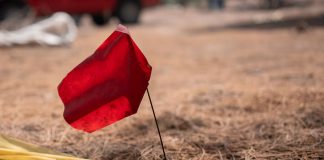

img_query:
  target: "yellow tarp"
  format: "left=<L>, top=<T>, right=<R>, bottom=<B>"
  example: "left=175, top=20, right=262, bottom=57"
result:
left=0, top=134, right=87, bottom=160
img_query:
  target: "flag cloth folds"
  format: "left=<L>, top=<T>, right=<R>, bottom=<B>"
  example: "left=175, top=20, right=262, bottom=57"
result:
left=58, top=24, right=152, bottom=133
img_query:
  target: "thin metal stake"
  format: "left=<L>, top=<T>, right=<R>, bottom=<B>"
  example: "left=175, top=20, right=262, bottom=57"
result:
left=147, top=88, right=167, bottom=160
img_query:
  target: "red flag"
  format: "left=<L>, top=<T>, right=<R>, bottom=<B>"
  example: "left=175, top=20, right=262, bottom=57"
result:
left=57, top=25, right=152, bottom=133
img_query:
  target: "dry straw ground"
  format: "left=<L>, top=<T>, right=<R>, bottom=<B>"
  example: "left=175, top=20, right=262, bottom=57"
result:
left=0, top=3, right=324, bottom=160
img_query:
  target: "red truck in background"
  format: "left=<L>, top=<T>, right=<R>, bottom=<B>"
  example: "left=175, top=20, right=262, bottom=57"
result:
left=0, top=0, right=160, bottom=25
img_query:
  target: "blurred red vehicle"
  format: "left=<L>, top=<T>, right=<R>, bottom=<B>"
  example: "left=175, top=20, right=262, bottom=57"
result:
left=0, top=0, right=160, bottom=25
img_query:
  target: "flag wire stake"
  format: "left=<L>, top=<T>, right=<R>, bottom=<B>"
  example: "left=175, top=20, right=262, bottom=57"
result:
left=147, top=88, right=167, bottom=160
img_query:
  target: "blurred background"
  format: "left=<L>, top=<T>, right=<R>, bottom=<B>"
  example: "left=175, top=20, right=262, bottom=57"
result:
left=0, top=0, right=323, bottom=159
left=1, top=0, right=323, bottom=29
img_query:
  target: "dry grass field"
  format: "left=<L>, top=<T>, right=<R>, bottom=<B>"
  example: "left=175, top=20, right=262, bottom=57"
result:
left=0, top=3, right=324, bottom=160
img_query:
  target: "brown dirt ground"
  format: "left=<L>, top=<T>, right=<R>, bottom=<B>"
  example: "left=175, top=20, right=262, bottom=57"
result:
left=0, top=3, right=324, bottom=160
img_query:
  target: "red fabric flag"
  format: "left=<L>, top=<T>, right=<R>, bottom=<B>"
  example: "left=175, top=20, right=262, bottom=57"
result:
left=57, top=25, right=152, bottom=133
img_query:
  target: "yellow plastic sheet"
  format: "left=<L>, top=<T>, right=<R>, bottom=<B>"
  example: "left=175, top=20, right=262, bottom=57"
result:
left=0, top=134, right=87, bottom=160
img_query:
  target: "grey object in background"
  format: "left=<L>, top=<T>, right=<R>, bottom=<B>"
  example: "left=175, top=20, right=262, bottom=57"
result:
left=208, top=0, right=225, bottom=10
left=0, top=12, right=77, bottom=47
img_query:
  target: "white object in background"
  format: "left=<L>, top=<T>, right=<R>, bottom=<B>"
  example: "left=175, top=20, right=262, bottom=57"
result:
left=0, top=12, right=77, bottom=47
